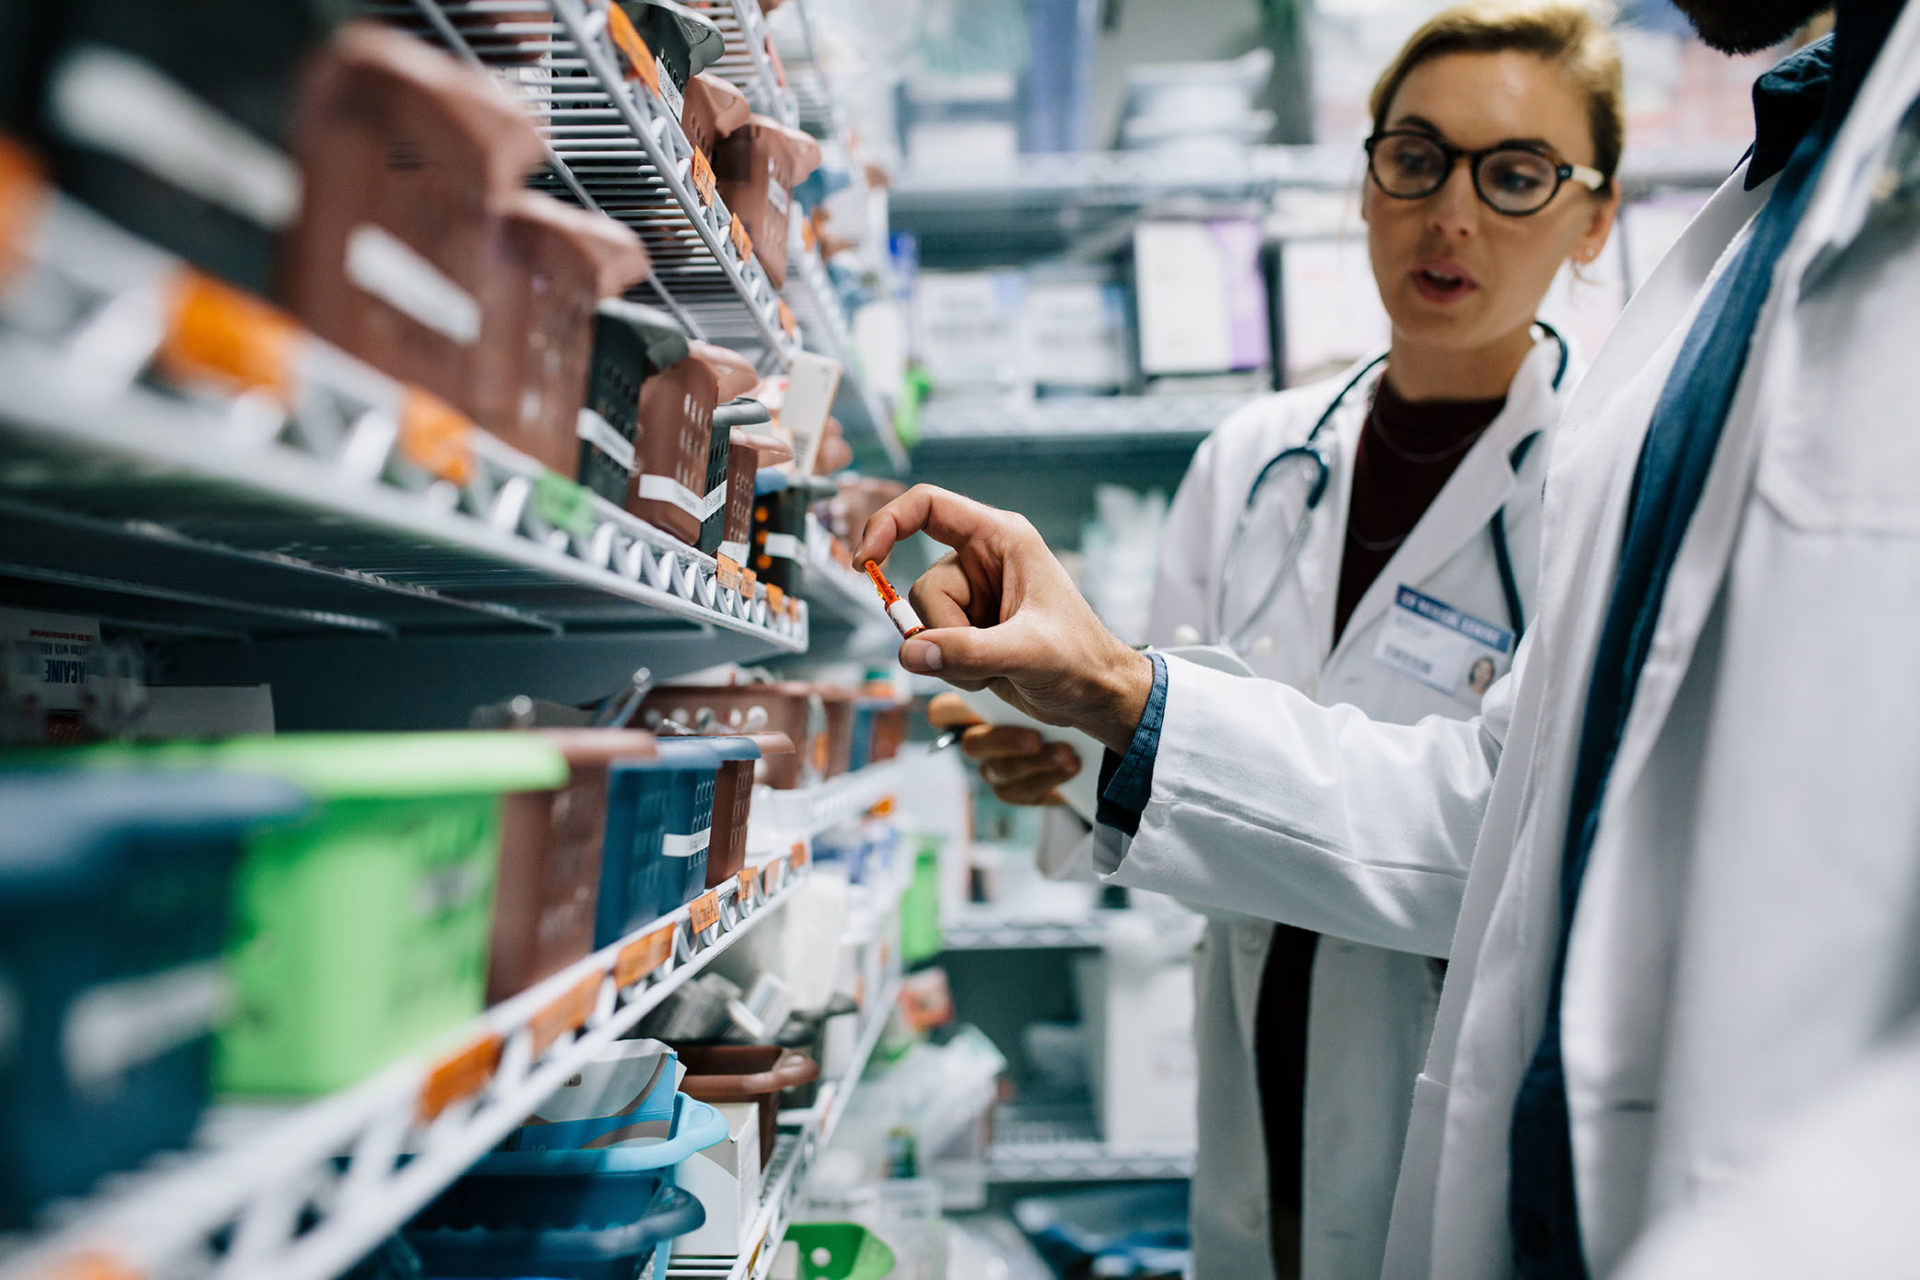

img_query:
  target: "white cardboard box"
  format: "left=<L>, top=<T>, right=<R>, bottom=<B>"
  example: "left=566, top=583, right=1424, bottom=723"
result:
left=674, top=1100, right=763, bottom=1257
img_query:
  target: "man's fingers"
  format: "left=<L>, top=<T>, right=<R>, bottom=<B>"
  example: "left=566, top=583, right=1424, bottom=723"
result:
left=961, top=725, right=1047, bottom=762
left=979, top=744, right=1080, bottom=787
left=909, top=553, right=975, bottom=631
left=992, top=776, right=1074, bottom=807
left=854, top=484, right=1032, bottom=567
left=926, top=693, right=985, bottom=730
left=899, top=621, right=1038, bottom=684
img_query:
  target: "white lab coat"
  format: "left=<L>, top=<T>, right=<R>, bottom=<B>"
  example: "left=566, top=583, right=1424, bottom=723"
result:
left=1141, top=335, right=1568, bottom=1280
left=1097, top=12, right=1920, bottom=1278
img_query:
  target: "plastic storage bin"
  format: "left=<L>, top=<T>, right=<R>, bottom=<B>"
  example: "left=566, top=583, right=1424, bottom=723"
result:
left=583, top=300, right=687, bottom=506
left=784, top=1223, right=898, bottom=1280
left=720, top=428, right=792, bottom=566
left=711, top=114, right=822, bottom=289
left=408, top=1092, right=725, bottom=1280
left=680, top=71, right=749, bottom=159
left=0, top=770, right=307, bottom=1224
left=506, top=1038, right=678, bottom=1152
left=594, top=738, right=720, bottom=946
left=671, top=1044, right=818, bottom=1172
left=706, top=733, right=791, bottom=889
left=617, top=0, right=723, bottom=101
left=487, top=729, right=658, bottom=1004
left=750, top=479, right=808, bottom=595
left=632, top=341, right=757, bottom=545
left=281, top=23, right=544, bottom=421
left=473, top=191, right=650, bottom=480
left=639, top=683, right=830, bottom=790
left=699, top=398, right=769, bottom=555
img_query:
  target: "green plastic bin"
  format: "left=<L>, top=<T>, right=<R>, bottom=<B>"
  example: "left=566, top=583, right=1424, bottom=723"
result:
left=28, top=735, right=568, bottom=1095
left=785, top=1223, right=896, bottom=1280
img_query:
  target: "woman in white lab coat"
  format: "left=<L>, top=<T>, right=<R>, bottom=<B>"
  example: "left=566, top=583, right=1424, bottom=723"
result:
left=932, top=6, right=1620, bottom=1276
left=877, top=2, right=1920, bottom=1277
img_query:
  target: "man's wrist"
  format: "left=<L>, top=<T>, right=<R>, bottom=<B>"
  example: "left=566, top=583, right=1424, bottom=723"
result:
left=1088, top=644, right=1155, bottom=756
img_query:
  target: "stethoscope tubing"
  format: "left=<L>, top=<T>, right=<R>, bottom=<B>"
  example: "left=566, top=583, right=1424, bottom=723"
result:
left=1214, top=325, right=1566, bottom=653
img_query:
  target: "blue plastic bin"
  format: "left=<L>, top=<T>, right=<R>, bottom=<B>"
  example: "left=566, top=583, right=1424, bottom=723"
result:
left=0, top=769, right=307, bottom=1225
left=408, top=1092, right=726, bottom=1279
left=595, top=739, right=719, bottom=946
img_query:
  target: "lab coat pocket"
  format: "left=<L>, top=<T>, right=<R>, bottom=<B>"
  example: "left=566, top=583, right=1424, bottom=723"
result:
left=1759, top=204, right=1920, bottom=538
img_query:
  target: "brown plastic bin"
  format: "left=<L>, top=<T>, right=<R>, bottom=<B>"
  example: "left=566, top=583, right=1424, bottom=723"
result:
left=671, top=1044, right=818, bottom=1170
left=681, top=72, right=750, bottom=160
left=633, top=341, right=757, bottom=544
left=281, top=23, right=542, bottom=415
left=706, top=733, right=793, bottom=889
left=638, top=684, right=830, bottom=790
left=816, top=685, right=855, bottom=778
left=711, top=115, right=821, bottom=288
left=488, top=729, right=659, bottom=1004
left=868, top=703, right=909, bottom=764
left=720, top=429, right=793, bottom=564
left=478, top=193, right=651, bottom=478
left=583, top=302, right=688, bottom=506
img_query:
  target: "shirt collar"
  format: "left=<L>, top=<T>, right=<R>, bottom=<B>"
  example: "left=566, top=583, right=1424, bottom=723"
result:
left=1746, top=0, right=1908, bottom=189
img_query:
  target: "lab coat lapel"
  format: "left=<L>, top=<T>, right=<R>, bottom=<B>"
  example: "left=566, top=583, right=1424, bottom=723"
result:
left=1325, top=338, right=1562, bottom=671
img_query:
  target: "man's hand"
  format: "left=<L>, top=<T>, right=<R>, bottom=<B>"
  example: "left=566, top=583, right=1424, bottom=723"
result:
left=855, top=485, right=1153, bottom=756
left=928, top=693, right=1080, bottom=806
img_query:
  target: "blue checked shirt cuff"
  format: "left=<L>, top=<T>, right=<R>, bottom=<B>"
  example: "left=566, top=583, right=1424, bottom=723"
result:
left=1095, top=651, right=1167, bottom=838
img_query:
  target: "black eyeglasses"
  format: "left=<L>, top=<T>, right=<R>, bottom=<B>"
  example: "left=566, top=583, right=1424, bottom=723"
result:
left=1364, top=129, right=1605, bottom=216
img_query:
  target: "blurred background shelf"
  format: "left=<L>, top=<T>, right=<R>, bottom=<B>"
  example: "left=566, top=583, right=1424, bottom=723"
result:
left=987, top=1105, right=1195, bottom=1184
left=941, top=909, right=1109, bottom=952
left=685, top=0, right=800, bottom=128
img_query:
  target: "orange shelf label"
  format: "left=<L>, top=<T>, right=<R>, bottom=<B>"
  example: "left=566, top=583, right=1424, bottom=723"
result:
left=690, top=149, right=718, bottom=208
left=418, top=1033, right=503, bottom=1122
left=740, top=568, right=758, bottom=597
left=41, top=1252, right=145, bottom=1280
left=615, top=926, right=675, bottom=986
left=791, top=841, right=808, bottom=871
left=728, top=212, right=753, bottom=261
left=689, top=889, right=721, bottom=933
left=529, top=971, right=603, bottom=1058
left=767, top=584, right=786, bottom=612
left=607, top=6, right=661, bottom=95
left=158, top=271, right=299, bottom=403
left=399, top=387, right=476, bottom=486
left=737, top=866, right=757, bottom=898
left=761, top=858, right=782, bottom=895
left=801, top=216, right=818, bottom=253
left=778, top=300, right=797, bottom=337
left=716, top=553, right=742, bottom=592
left=0, top=136, right=50, bottom=291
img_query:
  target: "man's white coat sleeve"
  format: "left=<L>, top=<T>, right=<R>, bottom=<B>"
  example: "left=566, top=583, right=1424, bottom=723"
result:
left=1093, top=640, right=1521, bottom=958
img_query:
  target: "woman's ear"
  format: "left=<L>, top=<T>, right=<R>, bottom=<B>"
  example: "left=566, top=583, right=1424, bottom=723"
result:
left=1572, top=185, right=1622, bottom=268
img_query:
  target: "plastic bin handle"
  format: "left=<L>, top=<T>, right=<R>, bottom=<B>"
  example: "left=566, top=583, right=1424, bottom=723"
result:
left=640, top=1183, right=706, bottom=1240
left=480, top=1093, right=729, bottom=1173
left=682, top=1047, right=820, bottom=1098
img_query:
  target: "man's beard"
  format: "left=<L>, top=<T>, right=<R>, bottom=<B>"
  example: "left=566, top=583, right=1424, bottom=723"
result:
left=1667, top=0, right=1831, bottom=53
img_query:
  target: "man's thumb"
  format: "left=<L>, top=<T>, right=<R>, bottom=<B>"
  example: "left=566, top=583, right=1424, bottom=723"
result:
left=899, top=624, right=1027, bottom=682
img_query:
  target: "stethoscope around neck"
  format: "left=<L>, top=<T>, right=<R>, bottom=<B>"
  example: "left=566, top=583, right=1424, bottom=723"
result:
left=1213, top=321, right=1568, bottom=655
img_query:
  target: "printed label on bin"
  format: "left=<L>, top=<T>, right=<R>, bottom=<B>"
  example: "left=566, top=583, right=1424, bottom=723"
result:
left=655, top=58, right=683, bottom=117
left=607, top=7, right=661, bottom=94
left=616, top=927, right=675, bottom=986
left=700, top=479, right=728, bottom=521
left=576, top=407, right=636, bottom=473
left=662, top=826, right=711, bottom=859
left=716, top=553, right=743, bottom=592
left=64, top=959, right=231, bottom=1091
left=689, top=890, right=721, bottom=933
left=761, top=532, right=802, bottom=562
left=1374, top=585, right=1515, bottom=700
left=637, top=472, right=704, bottom=519
left=690, top=150, right=719, bottom=208
left=345, top=223, right=480, bottom=344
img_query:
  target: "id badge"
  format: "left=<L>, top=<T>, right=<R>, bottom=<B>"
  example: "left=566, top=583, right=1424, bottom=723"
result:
left=1374, top=585, right=1514, bottom=700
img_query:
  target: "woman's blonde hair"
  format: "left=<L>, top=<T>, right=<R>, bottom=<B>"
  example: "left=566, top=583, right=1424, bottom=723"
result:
left=1368, top=1, right=1625, bottom=192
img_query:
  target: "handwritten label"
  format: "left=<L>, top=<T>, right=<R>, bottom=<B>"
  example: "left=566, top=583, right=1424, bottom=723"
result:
left=418, top=1033, right=503, bottom=1122
left=728, top=212, right=753, bottom=261
left=690, top=149, right=718, bottom=208
left=606, top=6, right=661, bottom=95
left=689, top=889, right=720, bottom=933
left=528, top=972, right=602, bottom=1058
left=716, top=552, right=743, bottom=593
left=615, top=927, right=674, bottom=987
